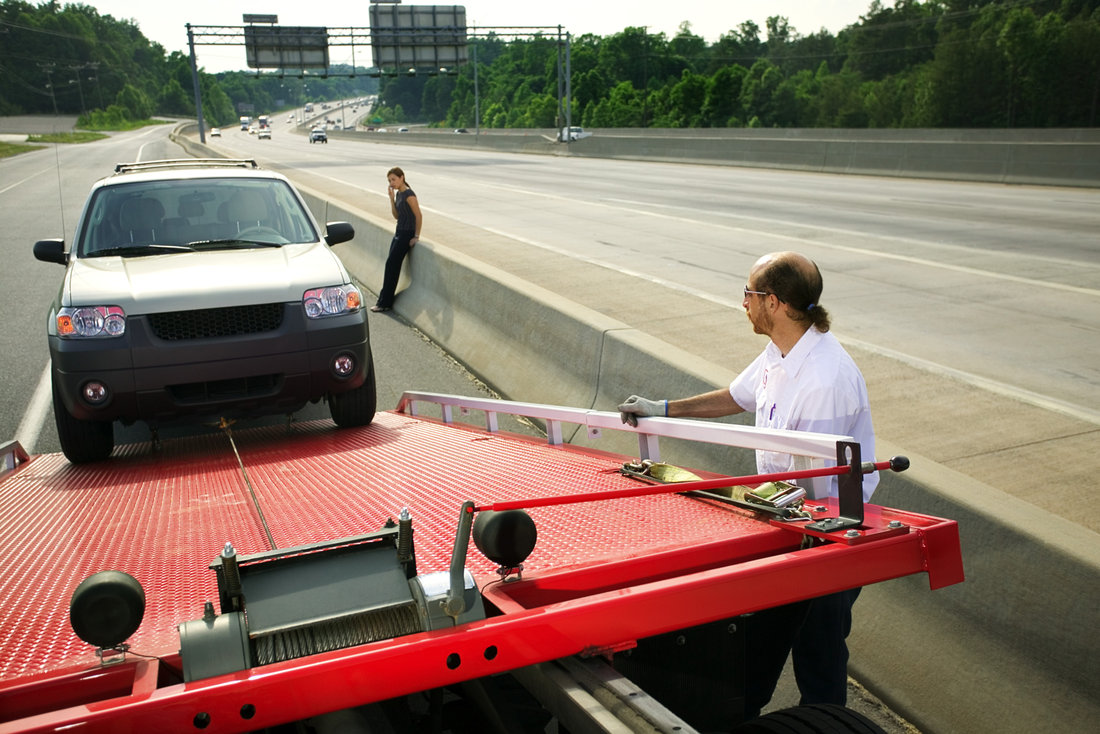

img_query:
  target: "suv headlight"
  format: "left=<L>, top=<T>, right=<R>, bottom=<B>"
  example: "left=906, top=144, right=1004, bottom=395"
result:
left=303, top=284, right=362, bottom=319
left=57, top=306, right=126, bottom=338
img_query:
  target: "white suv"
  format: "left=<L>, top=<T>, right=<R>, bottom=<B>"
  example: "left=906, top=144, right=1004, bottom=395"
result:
left=34, top=159, right=375, bottom=463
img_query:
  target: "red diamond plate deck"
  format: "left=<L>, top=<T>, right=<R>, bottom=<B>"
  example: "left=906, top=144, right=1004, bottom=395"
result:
left=0, top=408, right=962, bottom=734
left=0, top=412, right=769, bottom=683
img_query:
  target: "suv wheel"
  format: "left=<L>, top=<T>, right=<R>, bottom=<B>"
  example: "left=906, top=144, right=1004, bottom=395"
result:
left=733, top=704, right=887, bottom=733
left=328, top=358, right=377, bottom=428
left=52, top=378, right=114, bottom=463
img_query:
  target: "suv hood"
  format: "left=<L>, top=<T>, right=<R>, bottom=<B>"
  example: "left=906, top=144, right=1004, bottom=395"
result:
left=63, top=243, right=349, bottom=313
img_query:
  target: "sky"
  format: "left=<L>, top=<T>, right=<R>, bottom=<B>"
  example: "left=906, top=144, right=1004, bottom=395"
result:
left=86, top=1, right=879, bottom=73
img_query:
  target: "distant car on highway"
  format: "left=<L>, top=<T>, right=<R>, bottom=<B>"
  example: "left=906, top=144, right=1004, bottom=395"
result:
left=558, top=126, right=593, bottom=141
left=258, top=128, right=272, bottom=140
left=309, top=127, right=328, bottom=144
left=397, top=127, right=409, bottom=133
left=453, top=128, right=468, bottom=134
left=209, top=127, right=221, bottom=137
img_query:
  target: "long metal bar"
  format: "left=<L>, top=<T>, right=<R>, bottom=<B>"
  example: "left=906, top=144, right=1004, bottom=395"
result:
left=472, top=458, right=901, bottom=513
left=396, top=391, right=853, bottom=463
left=185, top=25, right=566, bottom=46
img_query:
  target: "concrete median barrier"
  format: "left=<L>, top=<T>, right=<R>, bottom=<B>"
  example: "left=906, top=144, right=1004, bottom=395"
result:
left=343, top=126, right=1100, bottom=188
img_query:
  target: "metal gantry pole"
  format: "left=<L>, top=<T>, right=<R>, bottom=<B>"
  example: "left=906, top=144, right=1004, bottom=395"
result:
left=565, top=32, right=572, bottom=138
left=187, top=24, right=207, bottom=143
left=473, top=41, right=480, bottom=138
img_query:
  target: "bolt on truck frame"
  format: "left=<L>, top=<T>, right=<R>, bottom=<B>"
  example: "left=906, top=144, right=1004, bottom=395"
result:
left=0, top=393, right=963, bottom=733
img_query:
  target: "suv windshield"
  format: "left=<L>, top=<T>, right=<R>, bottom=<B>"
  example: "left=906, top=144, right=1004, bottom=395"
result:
left=78, top=178, right=319, bottom=256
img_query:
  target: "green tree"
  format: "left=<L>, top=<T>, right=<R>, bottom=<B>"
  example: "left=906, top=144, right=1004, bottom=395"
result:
left=665, top=70, right=708, bottom=127
left=157, top=78, right=191, bottom=116
left=843, top=0, right=942, bottom=81
left=701, top=64, right=749, bottom=126
left=115, top=83, right=153, bottom=119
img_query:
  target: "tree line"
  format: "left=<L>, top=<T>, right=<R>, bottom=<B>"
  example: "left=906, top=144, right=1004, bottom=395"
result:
left=0, top=1, right=374, bottom=127
left=3, top=1, right=1098, bottom=131
left=391, top=0, right=1100, bottom=129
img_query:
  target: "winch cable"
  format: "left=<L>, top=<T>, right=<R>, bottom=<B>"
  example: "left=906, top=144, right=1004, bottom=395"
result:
left=218, top=418, right=278, bottom=550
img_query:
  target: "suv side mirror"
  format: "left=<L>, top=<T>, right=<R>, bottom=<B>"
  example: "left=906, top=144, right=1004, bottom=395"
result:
left=34, top=239, right=67, bottom=265
left=324, top=222, right=354, bottom=247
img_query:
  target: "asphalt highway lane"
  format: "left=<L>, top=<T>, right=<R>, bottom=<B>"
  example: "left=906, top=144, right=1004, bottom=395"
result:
left=215, top=122, right=1100, bottom=420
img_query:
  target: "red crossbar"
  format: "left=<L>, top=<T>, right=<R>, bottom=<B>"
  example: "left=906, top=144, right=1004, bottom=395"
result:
left=473, top=459, right=895, bottom=513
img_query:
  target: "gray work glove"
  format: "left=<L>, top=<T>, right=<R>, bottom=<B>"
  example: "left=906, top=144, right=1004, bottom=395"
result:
left=618, top=395, right=667, bottom=427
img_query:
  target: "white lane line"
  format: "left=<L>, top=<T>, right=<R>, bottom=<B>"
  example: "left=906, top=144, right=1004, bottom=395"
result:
left=464, top=224, right=1100, bottom=426
left=0, top=167, right=52, bottom=195
left=842, top=337, right=1100, bottom=426
left=606, top=195, right=1090, bottom=269
left=380, top=175, right=1100, bottom=297
left=15, top=364, right=53, bottom=454
left=599, top=198, right=1100, bottom=298
left=260, top=163, right=1100, bottom=423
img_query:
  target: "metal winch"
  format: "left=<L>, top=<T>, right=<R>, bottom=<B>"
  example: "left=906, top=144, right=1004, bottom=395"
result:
left=177, top=510, right=485, bottom=682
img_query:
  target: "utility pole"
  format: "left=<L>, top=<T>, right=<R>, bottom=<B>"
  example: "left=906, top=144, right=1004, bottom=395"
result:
left=39, top=63, right=60, bottom=115
left=88, top=62, right=104, bottom=108
left=68, top=64, right=87, bottom=115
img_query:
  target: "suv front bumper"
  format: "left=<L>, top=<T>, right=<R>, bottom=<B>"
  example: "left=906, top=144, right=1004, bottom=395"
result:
left=50, top=304, right=369, bottom=426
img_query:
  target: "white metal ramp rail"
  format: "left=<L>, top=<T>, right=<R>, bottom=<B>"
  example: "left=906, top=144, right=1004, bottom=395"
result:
left=395, top=391, right=853, bottom=475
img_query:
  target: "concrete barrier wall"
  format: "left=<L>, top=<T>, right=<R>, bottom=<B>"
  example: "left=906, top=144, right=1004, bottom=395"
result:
left=331, top=126, right=1100, bottom=188
left=173, top=126, right=1100, bottom=732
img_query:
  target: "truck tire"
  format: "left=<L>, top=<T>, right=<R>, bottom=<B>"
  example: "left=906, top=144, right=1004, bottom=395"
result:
left=328, top=359, right=377, bottom=428
left=52, top=379, right=114, bottom=463
left=733, top=704, right=887, bottom=734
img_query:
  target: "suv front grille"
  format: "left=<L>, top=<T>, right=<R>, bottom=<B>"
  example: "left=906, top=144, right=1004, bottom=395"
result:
left=149, top=303, right=285, bottom=341
left=169, top=374, right=281, bottom=404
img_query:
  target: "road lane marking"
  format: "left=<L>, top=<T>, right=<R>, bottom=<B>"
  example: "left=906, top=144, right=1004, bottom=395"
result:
left=0, top=167, right=52, bottom=195
left=15, top=364, right=52, bottom=454
left=332, top=172, right=1098, bottom=298
left=473, top=224, right=1100, bottom=426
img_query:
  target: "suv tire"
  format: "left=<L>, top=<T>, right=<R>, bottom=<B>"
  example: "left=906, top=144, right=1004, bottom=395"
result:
left=52, top=378, right=114, bottom=463
left=733, top=704, right=887, bottom=733
left=328, top=358, right=377, bottom=427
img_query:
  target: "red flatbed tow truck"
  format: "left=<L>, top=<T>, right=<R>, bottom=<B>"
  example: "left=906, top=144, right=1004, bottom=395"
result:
left=0, top=394, right=963, bottom=734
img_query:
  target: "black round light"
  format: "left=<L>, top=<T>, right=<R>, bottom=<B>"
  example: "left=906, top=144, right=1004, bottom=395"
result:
left=473, top=510, right=537, bottom=568
left=70, top=570, right=145, bottom=648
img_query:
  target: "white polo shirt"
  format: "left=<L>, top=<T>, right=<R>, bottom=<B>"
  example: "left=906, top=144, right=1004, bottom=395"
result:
left=729, top=326, right=878, bottom=501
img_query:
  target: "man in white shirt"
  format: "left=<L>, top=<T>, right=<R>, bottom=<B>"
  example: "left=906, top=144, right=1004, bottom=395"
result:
left=618, top=251, right=876, bottom=718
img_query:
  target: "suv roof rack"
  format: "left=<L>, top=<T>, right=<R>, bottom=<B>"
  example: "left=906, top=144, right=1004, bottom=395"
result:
left=113, top=159, right=259, bottom=174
